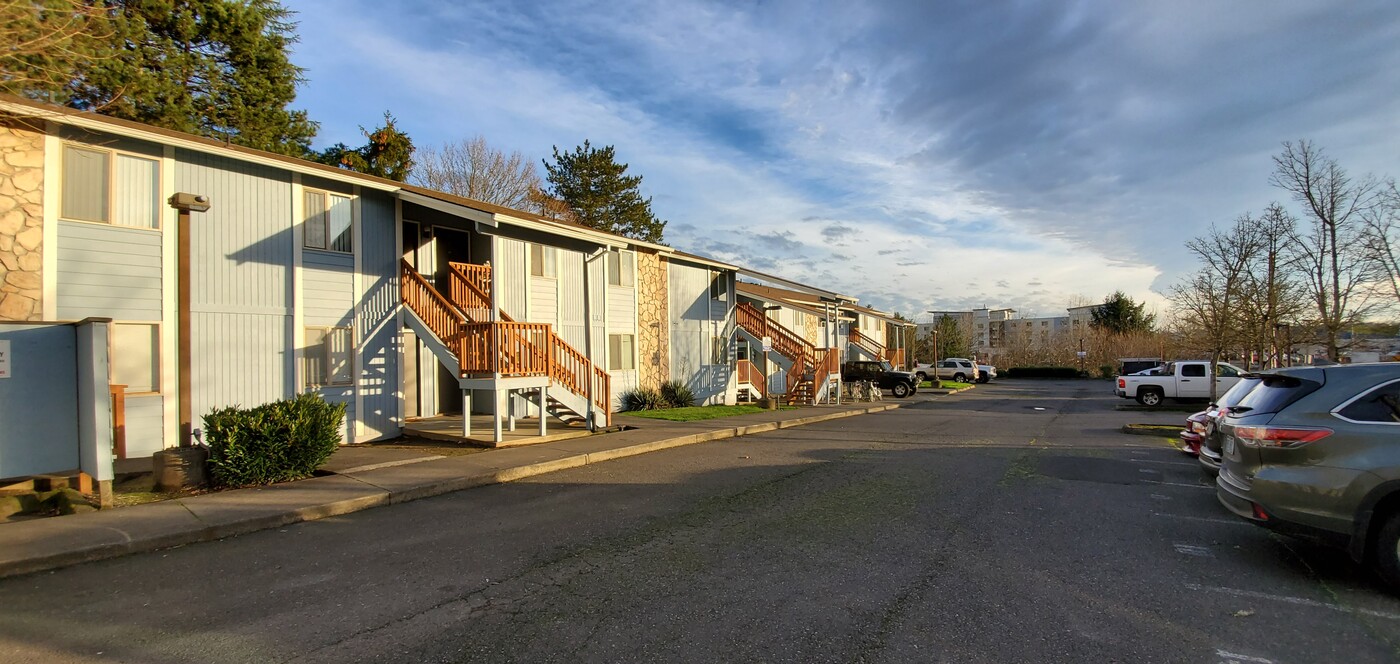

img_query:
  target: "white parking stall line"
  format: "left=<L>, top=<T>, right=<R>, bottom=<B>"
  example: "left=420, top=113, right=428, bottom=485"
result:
left=1174, top=543, right=1215, bottom=558
left=1186, top=584, right=1400, bottom=621
left=1150, top=494, right=1173, bottom=501
left=1144, top=480, right=1214, bottom=490
left=1216, top=649, right=1275, bottom=664
left=1152, top=512, right=1250, bottom=526
left=1138, top=468, right=1159, bottom=474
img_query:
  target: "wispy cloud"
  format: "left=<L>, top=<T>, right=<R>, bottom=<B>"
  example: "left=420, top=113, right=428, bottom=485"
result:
left=285, top=0, right=1400, bottom=316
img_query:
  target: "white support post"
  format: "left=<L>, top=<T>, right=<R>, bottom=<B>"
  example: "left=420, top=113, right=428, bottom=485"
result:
left=493, top=389, right=504, bottom=443
left=462, top=390, right=471, bottom=437
left=538, top=386, right=548, bottom=436
left=508, top=390, right=516, bottom=432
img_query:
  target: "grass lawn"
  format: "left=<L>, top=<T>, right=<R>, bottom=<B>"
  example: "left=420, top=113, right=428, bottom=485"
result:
left=922, top=380, right=972, bottom=389
left=624, top=404, right=797, bottom=422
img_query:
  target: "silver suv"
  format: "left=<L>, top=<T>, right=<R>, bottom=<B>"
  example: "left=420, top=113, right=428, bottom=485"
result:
left=1215, top=363, right=1400, bottom=590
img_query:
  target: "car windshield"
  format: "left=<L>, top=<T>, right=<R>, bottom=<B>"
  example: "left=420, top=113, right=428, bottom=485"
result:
left=880, top=361, right=893, bottom=372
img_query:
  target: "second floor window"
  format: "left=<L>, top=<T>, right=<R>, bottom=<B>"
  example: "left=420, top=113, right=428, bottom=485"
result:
left=304, top=190, right=353, bottom=253
left=607, top=249, right=634, bottom=287
left=530, top=244, right=557, bottom=277
left=61, top=144, right=160, bottom=229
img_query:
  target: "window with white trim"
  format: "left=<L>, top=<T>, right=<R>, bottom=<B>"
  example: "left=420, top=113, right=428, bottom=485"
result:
left=304, top=326, right=354, bottom=387
left=61, top=144, right=160, bottom=229
left=530, top=243, right=557, bottom=277
left=303, top=189, right=353, bottom=253
left=607, top=249, right=634, bottom=287
left=608, top=334, right=635, bottom=370
left=110, top=323, right=160, bottom=393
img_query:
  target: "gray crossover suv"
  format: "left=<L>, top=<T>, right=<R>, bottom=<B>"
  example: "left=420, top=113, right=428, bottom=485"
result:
left=1216, top=363, right=1400, bottom=589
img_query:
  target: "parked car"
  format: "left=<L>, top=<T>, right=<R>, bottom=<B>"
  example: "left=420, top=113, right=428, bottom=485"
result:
left=1215, top=363, right=1400, bottom=590
left=912, top=358, right=979, bottom=383
left=1197, top=375, right=1262, bottom=477
left=977, top=364, right=997, bottom=383
left=1180, top=410, right=1209, bottom=456
left=1115, top=360, right=1245, bottom=406
left=842, top=361, right=918, bottom=398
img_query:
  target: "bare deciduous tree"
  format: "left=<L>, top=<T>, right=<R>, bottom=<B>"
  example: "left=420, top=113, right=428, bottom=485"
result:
left=0, top=0, right=114, bottom=102
left=1360, top=180, right=1400, bottom=307
left=1237, top=203, right=1307, bottom=368
left=1270, top=140, right=1380, bottom=360
left=1170, top=215, right=1264, bottom=401
left=411, top=136, right=542, bottom=211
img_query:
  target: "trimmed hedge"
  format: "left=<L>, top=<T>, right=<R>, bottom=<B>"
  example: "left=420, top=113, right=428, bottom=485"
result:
left=1004, top=366, right=1081, bottom=379
left=203, top=393, right=346, bottom=487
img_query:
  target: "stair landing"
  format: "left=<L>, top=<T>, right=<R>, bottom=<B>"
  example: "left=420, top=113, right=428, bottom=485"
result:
left=403, top=415, right=596, bottom=448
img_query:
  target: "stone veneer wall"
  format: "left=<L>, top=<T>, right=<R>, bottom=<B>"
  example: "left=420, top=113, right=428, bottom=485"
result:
left=636, top=250, right=669, bottom=390
left=805, top=314, right=821, bottom=347
left=0, top=118, right=44, bottom=321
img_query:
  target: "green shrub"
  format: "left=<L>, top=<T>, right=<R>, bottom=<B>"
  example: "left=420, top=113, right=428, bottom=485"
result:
left=619, top=387, right=666, bottom=411
left=660, top=380, right=696, bottom=408
left=1004, top=366, right=1080, bottom=379
left=1098, top=364, right=1116, bottom=380
left=203, top=393, right=346, bottom=487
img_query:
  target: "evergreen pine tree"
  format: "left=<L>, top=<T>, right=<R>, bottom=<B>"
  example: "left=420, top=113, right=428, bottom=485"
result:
left=66, top=0, right=318, bottom=156
left=317, top=111, right=414, bottom=181
left=543, top=141, right=666, bottom=243
left=1091, top=291, right=1156, bottom=335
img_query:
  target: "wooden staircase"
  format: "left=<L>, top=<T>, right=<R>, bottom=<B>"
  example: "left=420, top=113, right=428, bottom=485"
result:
left=400, top=260, right=610, bottom=428
left=848, top=328, right=887, bottom=362
left=735, top=302, right=839, bottom=405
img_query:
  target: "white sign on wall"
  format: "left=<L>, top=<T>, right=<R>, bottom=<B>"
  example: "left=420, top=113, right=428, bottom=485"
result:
left=761, top=336, right=773, bottom=353
left=0, top=340, right=9, bottom=379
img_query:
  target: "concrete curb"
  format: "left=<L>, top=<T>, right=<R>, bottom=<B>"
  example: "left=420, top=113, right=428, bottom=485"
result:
left=0, top=402, right=901, bottom=579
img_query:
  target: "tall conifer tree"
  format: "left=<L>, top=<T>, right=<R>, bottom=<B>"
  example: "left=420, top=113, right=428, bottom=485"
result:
left=543, top=141, right=666, bottom=243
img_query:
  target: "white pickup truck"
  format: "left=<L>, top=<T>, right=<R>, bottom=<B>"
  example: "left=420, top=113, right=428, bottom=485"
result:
left=1114, top=360, right=1246, bottom=406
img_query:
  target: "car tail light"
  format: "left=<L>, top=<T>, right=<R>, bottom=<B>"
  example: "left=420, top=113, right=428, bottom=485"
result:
left=1252, top=502, right=1269, bottom=521
left=1233, top=425, right=1332, bottom=449
left=1118, top=378, right=1125, bottom=388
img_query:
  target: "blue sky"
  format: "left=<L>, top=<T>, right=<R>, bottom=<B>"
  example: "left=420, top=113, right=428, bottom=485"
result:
left=282, top=0, right=1400, bottom=319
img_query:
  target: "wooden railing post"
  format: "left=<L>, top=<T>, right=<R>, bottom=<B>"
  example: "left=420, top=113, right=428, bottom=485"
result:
left=109, top=384, right=127, bottom=460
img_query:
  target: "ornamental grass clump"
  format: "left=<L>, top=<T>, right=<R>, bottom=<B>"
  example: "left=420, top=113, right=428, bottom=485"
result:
left=203, top=393, right=346, bottom=487
left=659, top=380, right=696, bottom=408
left=619, top=387, right=666, bottom=412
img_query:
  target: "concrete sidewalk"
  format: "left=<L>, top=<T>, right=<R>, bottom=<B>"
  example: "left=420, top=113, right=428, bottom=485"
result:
left=0, top=401, right=903, bottom=579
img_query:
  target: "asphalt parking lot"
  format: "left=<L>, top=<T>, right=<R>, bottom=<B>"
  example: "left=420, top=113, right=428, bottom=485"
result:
left=0, top=379, right=1396, bottom=663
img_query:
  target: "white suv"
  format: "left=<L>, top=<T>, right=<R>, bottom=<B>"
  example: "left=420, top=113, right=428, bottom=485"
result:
left=913, top=358, right=979, bottom=383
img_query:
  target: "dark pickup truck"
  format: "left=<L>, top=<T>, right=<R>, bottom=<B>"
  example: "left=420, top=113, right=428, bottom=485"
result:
left=841, top=361, right=918, bottom=398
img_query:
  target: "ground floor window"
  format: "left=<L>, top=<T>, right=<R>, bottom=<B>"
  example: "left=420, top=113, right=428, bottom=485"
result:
left=608, top=334, right=635, bottom=371
left=111, top=323, right=160, bottom=393
left=305, top=326, right=354, bottom=387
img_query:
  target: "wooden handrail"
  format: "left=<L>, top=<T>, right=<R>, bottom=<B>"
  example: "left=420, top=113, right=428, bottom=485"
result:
left=812, top=349, right=839, bottom=403
left=736, top=302, right=814, bottom=365
left=402, top=260, right=468, bottom=364
left=737, top=359, right=765, bottom=399
left=407, top=260, right=612, bottom=425
left=848, top=327, right=887, bottom=358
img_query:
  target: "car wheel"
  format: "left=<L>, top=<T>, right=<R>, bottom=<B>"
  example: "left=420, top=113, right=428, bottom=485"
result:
left=915, top=372, right=927, bottom=382
left=892, top=382, right=911, bottom=398
left=1137, top=389, right=1163, bottom=406
left=953, top=373, right=966, bottom=383
left=977, top=375, right=989, bottom=384
left=1374, top=510, right=1400, bottom=592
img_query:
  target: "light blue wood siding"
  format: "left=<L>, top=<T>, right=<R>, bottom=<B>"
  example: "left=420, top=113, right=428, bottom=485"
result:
left=356, top=190, right=399, bottom=439
left=177, top=150, right=293, bottom=418
left=123, top=394, right=164, bottom=457
left=56, top=221, right=162, bottom=321
left=303, top=251, right=353, bottom=327
left=557, top=249, right=587, bottom=351
left=496, top=238, right=527, bottom=320
left=669, top=263, right=733, bottom=405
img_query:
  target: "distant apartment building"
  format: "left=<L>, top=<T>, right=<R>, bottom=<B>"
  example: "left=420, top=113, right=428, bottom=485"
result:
left=917, top=304, right=1103, bottom=361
